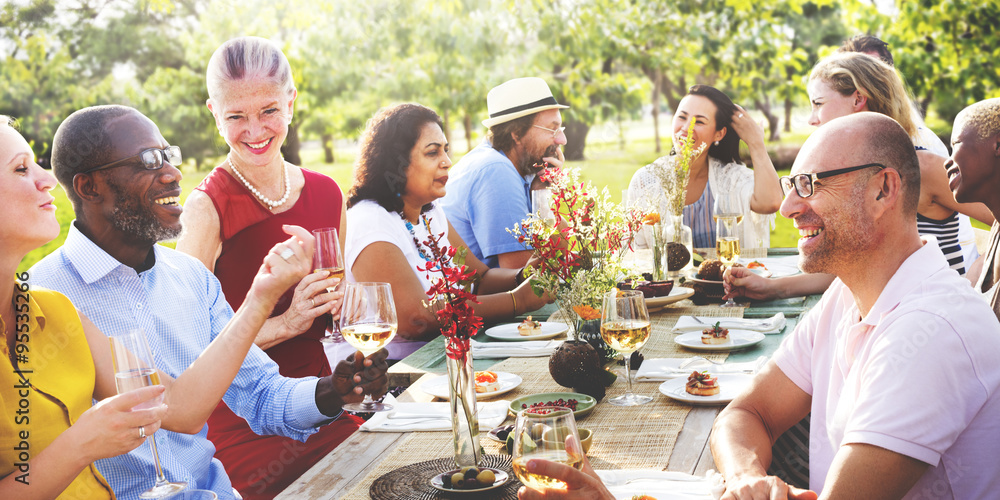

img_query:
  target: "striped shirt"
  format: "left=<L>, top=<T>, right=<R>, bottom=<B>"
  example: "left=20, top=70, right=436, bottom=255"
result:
left=685, top=179, right=715, bottom=249
left=29, top=223, right=328, bottom=500
left=917, top=212, right=966, bottom=275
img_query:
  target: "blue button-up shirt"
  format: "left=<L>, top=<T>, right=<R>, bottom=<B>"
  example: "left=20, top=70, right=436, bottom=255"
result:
left=30, top=223, right=327, bottom=500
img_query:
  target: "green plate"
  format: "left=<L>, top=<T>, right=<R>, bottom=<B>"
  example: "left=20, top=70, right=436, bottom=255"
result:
left=508, top=392, right=597, bottom=420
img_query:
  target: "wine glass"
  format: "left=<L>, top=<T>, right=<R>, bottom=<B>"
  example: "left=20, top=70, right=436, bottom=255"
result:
left=339, top=282, right=397, bottom=412
left=714, top=191, right=743, bottom=307
left=531, top=188, right=555, bottom=224
left=313, top=227, right=346, bottom=343
left=108, top=329, right=187, bottom=498
left=601, top=290, right=653, bottom=406
left=511, top=406, right=585, bottom=491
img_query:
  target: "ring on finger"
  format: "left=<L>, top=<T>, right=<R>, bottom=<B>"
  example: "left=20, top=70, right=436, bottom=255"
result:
left=738, top=113, right=744, bottom=118
left=279, top=247, right=295, bottom=261
left=307, top=298, right=315, bottom=308
left=138, top=426, right=146, bottom=439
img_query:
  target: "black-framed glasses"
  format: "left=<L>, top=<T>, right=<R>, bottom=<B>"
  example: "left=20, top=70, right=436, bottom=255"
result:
left=780, top=163, right=885, bottom=198
left=80, top=146, right=181, bottom=174
left=532, top=125, right=566, bottom=139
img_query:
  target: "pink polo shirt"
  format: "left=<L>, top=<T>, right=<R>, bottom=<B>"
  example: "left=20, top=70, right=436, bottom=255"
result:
left=773, top=238, right=1000, bottom=499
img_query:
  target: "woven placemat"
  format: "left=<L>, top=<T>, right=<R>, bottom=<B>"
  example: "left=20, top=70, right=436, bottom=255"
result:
left=368, top=454, right=519, bottom=500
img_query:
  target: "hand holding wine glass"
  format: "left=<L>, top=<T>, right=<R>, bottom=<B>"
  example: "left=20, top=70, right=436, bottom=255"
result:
left=714, top=191, right=743, bottom=308
left=313, top=227, right=347, bottom=343
left=511, top=407, right=586, bottom=492
left=339, top=282, right=397, bottom=412
left=108, top=329, right=187, bottom=498
left=601, top=290, right=653, bottom=406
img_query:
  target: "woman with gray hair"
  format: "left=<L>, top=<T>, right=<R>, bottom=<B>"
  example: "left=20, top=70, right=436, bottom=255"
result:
left=176, top=36, right=360, bottom=499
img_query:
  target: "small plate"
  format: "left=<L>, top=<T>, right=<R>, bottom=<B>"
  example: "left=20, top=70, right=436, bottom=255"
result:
left=645, top=286, right=694, bottom=310
left=485, top=321, right=568, bottom=341
left=658, top=373, right=754, bottom=405
left=420, top=372, right=523, bottom=400
left=509, top=392, right=597, bottom=420
left=429, top=467, right=509, bottom=494
left=674, top=329, right=765, bottom=351
left=487, top=424, right=515, bottom=443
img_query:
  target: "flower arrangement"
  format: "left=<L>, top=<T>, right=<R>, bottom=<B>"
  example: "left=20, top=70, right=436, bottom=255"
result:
left=509, top=167, right=646, bottom=340
left=645, top=120, right=709, bottom=217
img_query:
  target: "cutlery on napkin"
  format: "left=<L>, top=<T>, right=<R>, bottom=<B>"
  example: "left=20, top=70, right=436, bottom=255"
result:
left=471, top=339, right=563, bottom=358
left=635, top=356, right=767, bottom=382
left=597, top=469, right=726, bottom=499
left=359, top=394, right=510, bottom=432
left=671, top=313, right=785, bottom=334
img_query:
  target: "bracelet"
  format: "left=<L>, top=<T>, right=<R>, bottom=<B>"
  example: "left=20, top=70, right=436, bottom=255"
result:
left=514, top=266, right=527, bottom=286
left=507, top=290, right=517, bottom=315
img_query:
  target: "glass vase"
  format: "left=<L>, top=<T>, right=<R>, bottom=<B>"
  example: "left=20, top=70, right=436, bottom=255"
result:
left=665, top=212, right=693, bottom=279
left=648, top=222, right=666, bottom=281
left=446, top=350, right=481, bottom=468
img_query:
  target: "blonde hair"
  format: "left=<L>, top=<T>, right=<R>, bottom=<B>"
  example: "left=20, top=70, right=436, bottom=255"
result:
left=955, top=98, right=1000, bottom=141
left=206, top=36, right=295, bottom=101
left=810, top=52, right=917, bottom=137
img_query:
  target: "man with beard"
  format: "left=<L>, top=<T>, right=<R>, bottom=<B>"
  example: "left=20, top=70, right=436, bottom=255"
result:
left=515, top=114, right=1000, bottom=500
left=440, top=77, right=567, bottom=268
left=29, top=105, right=389, bottom=500
left=947, top=98, right=1000, bottom=317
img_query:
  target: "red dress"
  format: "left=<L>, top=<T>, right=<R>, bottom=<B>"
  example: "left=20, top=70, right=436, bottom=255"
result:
left=195, top=167, right=361, bottom=500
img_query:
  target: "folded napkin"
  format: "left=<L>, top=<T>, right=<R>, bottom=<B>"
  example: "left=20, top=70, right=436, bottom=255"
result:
left=359, top=394, right=510, bottom=432
left=471, top=339, right=563, bottom=358
left=597, top=469, right=726, bottom=500
left=671, top=313, right=785, bottom=334
left=635, top=356, right=768, bottom=381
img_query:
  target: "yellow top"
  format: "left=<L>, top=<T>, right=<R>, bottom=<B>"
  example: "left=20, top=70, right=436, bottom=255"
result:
left=1, top=286, right=113, bottom=499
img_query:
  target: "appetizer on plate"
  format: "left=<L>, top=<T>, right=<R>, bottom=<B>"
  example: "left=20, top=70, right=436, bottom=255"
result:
left=475, top=371, right=500, bottom=393
left=685, top=371, right=720, bottom=396
left=747, top=260, right=767, bottom=271
left=701, top=321, right=730, bottom=345
left=518, top=316, right=542, bottom=336
left=697, top=259, right=725, bottom=281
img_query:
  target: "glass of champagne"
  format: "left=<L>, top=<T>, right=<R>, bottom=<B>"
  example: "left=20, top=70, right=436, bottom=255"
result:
left=601, top=290, right=653, bottom=406
left=339, top=282, right=397, bottom=412
left=511, top=406, right=585, bottom=491
left=108, top=329, right=186, bottom=498
left=313, top=227, right=347, bottom=343
left=714, top=191, right=743, bottom=307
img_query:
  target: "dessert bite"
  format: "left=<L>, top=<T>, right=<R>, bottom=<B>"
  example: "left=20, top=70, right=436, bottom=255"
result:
left=518, top=316, right=542, bottom=336
left=701, top=321, right=730, bottom=344
left=685, top=370, right=720, bottom=396
left=474, top=371, right=500, bottom=393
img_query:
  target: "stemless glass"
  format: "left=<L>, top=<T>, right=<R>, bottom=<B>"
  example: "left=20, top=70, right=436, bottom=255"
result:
left=312, top=227, right=347, bottom=343
left=714, top=191, right=743, bottom=308
left=511, top=406, right=585, bottom=491
left=108, top=329, right=186, bottom=498
left=601, top=290, right=653, bottom=406
left=339, top=282, right=397, bottom=412
left=531, top=188, right=555, bottom=224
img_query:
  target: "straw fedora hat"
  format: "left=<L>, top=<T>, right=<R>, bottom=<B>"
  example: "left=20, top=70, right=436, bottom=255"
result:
left=482, top=77, right=569, bottom=128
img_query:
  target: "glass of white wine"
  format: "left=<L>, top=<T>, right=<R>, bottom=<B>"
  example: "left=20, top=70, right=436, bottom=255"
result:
left=714, top=191, right=743, bottom=308
left=339, top=282, right=397, bottom=412
left=511, top=406, right=585, bottom=491
left=531, top=188, right=556, bottom=224
left=108, top=329, right=187, bottom=498
left=601, top=290, right=653, bottom=406
left=313, top=227, right=346, bottom=343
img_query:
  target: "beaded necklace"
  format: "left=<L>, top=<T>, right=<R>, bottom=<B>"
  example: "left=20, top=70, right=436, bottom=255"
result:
left=405, top=214, right=433, bottom=262
left=227, top=154, right=290, bottom=210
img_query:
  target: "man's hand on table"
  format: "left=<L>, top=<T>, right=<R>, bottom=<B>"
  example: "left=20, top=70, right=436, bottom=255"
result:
left=315, top=349, right=390, bottom=417
left=723, top=266, right=778, bottom=301
left=720, top=473, right=816, bottom=500
left=516, top=456, right=614, bottom=500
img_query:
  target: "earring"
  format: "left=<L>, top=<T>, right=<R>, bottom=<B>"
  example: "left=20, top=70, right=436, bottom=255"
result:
left=714, top=141, right=719, bottom=146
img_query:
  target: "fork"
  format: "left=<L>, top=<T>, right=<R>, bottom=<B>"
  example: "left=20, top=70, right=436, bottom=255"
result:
left=678, top=356, right=724, bottom=369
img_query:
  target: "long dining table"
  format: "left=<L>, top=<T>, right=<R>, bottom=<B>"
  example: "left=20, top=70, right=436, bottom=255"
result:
left=277, top=249, right=820, bottom=499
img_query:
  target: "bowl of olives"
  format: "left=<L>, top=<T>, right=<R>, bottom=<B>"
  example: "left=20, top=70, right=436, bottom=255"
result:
left=430, top=465, right=509, bottom=493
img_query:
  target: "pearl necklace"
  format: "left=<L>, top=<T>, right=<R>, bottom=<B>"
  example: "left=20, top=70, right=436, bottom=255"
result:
left=227, top=154, right=290, bottom=210
left=405, top=214, right=433, bottom=262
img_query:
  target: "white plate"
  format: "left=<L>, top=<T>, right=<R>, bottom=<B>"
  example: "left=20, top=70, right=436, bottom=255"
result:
left=645, top=286, right=695, bottom=309
left=674, top=329, right=765, bottom=351
left=485, top=321, right=568, bottom=341
left=658, top=373, right=754, bottom=405
left=430, top=467, right=509, bottom=493
left=420, top=372, right=522, bottom=400
left=741, top=258, right=800, bottom=278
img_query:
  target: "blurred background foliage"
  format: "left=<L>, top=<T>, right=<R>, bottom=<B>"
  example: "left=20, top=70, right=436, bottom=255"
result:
left=4, top=0, right=999, bottom=168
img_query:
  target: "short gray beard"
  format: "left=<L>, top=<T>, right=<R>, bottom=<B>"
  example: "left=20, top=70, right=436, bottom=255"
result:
left=107, top=179, right=182, bottom=244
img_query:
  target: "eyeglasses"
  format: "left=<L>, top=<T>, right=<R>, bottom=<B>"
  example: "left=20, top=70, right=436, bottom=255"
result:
left=533, top=125, right=566, bottom=139
left=779, top=163, right=885, bottom=198
left=80, top=146, right=182, bottom=174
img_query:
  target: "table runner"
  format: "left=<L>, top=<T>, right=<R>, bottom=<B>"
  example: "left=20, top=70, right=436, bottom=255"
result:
left=342, top=306, right=743, bottom=499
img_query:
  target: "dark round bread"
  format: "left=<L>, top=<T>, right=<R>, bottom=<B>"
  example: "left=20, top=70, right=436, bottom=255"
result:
left=698, top=259, right=725, bottom=281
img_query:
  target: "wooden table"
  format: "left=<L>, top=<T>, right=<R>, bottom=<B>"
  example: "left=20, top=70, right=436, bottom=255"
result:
left=278, top=250, right=820, bottom=499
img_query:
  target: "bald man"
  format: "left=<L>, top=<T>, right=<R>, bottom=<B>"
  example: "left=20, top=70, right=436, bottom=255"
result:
left=515, top=113, right=1000, bottom=500
left=947, top=98, right=1000, bottom=319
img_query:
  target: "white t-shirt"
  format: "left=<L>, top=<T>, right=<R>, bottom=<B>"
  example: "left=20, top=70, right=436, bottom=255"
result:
left=344, top=199, right=450, bottom=359
left=773, top=238, right=1000, bottom=499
